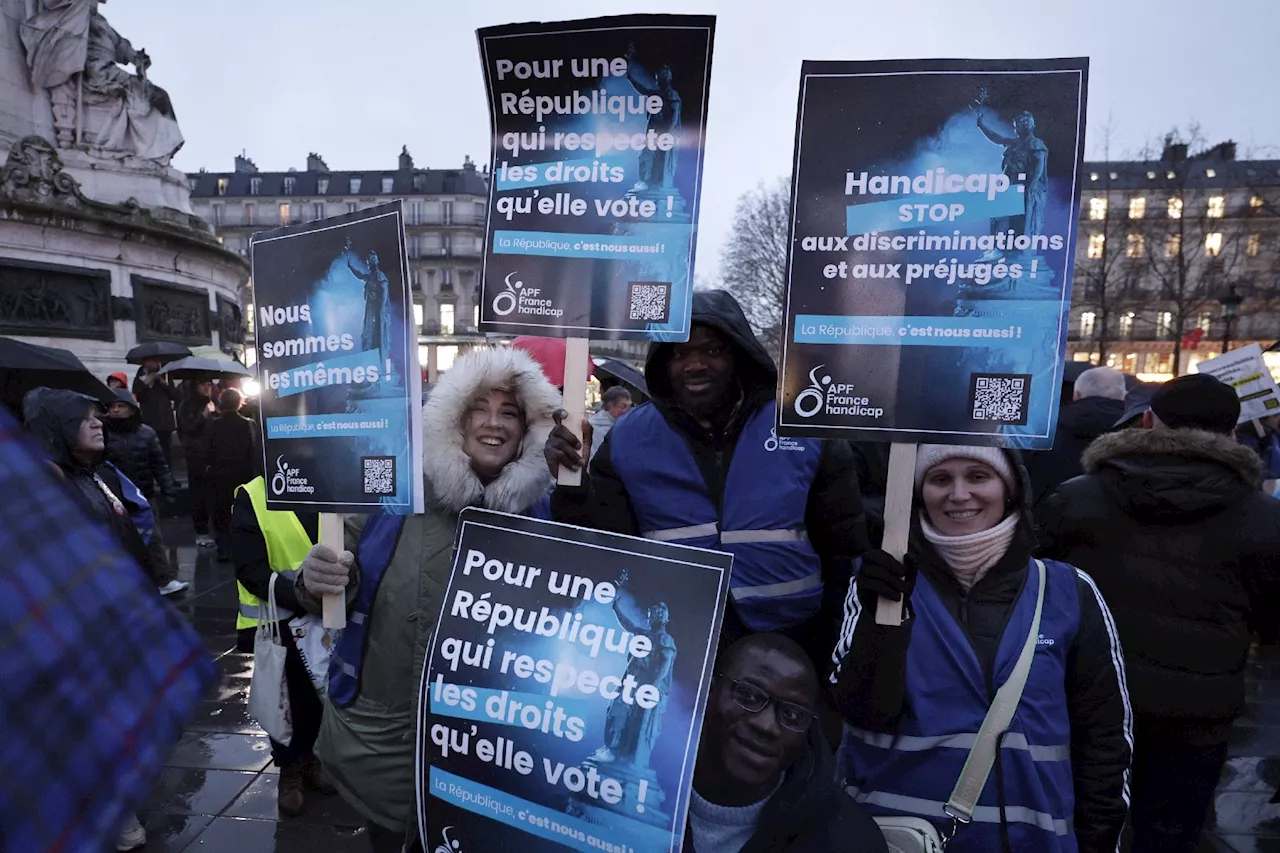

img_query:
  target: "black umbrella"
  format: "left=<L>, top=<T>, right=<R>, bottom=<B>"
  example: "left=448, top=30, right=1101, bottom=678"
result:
left=0, top=337, right=115, bottom=417
left=126, top=342, right=192, bottom=366
left=592, top=357, right=649, bottom=397
left=157, top=356, right=253, bottom=381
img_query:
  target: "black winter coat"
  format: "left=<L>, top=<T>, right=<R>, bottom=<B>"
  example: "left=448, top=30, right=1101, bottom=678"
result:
left=207, top=411, right=260, bottom=485
left=1025, top=395, right=1125, bottom=508
left=550, top=290, right=868, bottom=663
left=683, top=728, right=886, bottom=853
left=176, top=391, right=215, bottom=466
left=1038, top=427, right=1280, bottom=742
left=832, top=451, right=1132, bottom=853
left=132, top=370, right=177, bottom=434
left=104, top=413, right=176, bottom=497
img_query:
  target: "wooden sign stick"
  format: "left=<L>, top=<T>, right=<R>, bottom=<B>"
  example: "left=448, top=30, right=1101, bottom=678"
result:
left=320, top=511, right=347, bottom=630
left=558, top=337, right=591, bottom=487
left=875, top=442, right=919, bottom=626
left=1253, top=418, right=1267, bottom=438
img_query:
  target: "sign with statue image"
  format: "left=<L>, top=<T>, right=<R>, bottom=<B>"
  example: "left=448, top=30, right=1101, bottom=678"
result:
left=417, top=509, right=732, bottom=853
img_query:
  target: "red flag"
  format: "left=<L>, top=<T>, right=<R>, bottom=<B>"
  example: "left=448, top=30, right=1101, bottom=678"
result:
left=1182, top=328, right=1205, bottom=349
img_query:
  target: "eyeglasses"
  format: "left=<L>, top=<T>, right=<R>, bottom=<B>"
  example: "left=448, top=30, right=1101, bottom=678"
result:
left=721, top=676, right=816, bottom=733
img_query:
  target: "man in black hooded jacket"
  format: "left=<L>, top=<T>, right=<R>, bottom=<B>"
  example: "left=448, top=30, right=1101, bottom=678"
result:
left=1039, top=372, right=1280, bottom=853
left=545, top=290, right=867, bottom=668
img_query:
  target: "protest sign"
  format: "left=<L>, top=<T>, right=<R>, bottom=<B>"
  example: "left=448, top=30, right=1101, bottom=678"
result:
left=476, top=14, right=715, bottom=340
left=417, top=509, right=732, bottom=853
left=250, top=202, right=423, bottom=514
left=778, top=58, right=1089, bottom=449
left=1195, top=343, right=1280, bottom=424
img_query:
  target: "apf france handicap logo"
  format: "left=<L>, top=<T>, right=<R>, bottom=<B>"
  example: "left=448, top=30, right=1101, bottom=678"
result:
left=492, top=272, right=522, bottom=316
left=270, top=455, right=290, bottom=496
left=434, top=825, right=462, bottom=853
left=794, top=365, right=831, bottom=418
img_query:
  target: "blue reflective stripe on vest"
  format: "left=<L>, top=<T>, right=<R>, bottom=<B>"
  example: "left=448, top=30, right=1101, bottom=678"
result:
left=839, top=558, right=1081, bottom=853
left=109, top=463, right=155, bottom=545
left=327, top=514, right=405, bottom=708
left=610, top=401, right=823, bottom=631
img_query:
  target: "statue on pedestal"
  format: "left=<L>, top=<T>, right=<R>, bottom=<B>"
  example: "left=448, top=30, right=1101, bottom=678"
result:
left=21, top=0, right=184, bottom=164
left=624, top=43, right=681, bottom=195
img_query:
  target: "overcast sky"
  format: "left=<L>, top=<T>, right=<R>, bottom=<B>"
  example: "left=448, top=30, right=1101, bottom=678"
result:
left=108, top=0, right=1280, bottom=278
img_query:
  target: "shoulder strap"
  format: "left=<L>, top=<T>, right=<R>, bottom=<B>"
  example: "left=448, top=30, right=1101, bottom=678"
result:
left=944, top=559, right=1047, bottom=824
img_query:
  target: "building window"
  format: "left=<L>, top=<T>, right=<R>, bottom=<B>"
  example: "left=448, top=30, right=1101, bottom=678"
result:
left=283, top=176, right=295, bottom=195
left=312, top=202, right=324, bottom=220
left=442, top=234, right=452, bottom=256
left=346, top=202, right=357, bottom=214
left=1109, top=172, right=1119, bottom=180
left=1251, top=195, right=1265, bottom=211
left=1089, top=172, right=1099, bottom=182
left=413, top=174, right=426, bottom=192
left=1165, top=234, right=1182, bottom=257
left=411, top=268, right=421, bottom=288
left=318, top=178, right=329, bottom=195
left=1087, top=233, right=1105, bottom=259
left=249, top=177, right=261, bottom=196
left=1129, top=197, right=1146, bottom=219
left=212, top=204, right=223, bottom=225
left=1206, top=168, right=1218, bottom=178
left=1205, top=232, right=1223, bottom=257
left=381, top=177, right=394, bottom=194
left=215, top=235, right=224, bottom=245
left=1119, top=311, right=1134, bottom=338
left=473, top=304, right=480, bottom=327
left=1157, top=311, right=1174, bottom=339
left=1166, top=170, right=1176, bottom=180
left=216, top=177, right=228, bottom=196
left=1167, top=196, right=1183, bottom=219
left=1088, top=197, right=1108, bottom=220
left=413, top=303, right=424, bottom=329
left=244, top=203, right=255, bottom=225
left=409, top=236, right=421, bottom=259
left=442, top=267, right=454, bottom=289
left=1146, top=170, right=1157, bottom=180
left=1125, top=233, right=1144, bottom=258
left=1198, top=311, right=1214, bottom=333
left=349, top=177, right=361, bottom=194
left=1207, top=196, right=1225, bottom=218
left=410, top=201, right=421, bottom=226
left=279, top=202, right=290, bottom=224
left=1248, top=233, right=1262, bottom=257
left=440, top=303, right=455, bottom=336
left=442, top=201, right=454, bottom=225
left=1079, top=311, right=1096, bottom=338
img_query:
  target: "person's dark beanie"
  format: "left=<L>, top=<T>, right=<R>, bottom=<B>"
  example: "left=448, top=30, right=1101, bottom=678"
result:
left=1149, top=373, right=1240, bottom=434
left=218, top=389, right=243, bottom=412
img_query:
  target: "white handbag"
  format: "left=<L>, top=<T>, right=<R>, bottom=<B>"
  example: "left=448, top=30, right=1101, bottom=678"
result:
left=248, top=573, right=293, bottom=744
left=871, top=560, right=1047, bottom=852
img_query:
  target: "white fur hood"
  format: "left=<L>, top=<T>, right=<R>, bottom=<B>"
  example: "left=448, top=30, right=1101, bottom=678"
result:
left=421, top=346, right=560, bottom=514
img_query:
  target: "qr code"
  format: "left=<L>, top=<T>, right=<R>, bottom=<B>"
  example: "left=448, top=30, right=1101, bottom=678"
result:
left=362, top=456, right=396, bottom=495
left=628, top=281, right=671, bottom=322
left=970, top=374, right=1032, bottom=425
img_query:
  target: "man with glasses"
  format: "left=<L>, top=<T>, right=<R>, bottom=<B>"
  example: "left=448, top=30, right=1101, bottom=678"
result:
left=686, top=633, right=886, bottom=852
left=545, top=290, right=868, bottom=669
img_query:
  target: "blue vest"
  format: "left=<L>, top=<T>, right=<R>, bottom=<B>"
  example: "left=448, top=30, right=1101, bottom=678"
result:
left=609, top=401, right=823, bottom=631
left=108, top=463, right=155, bottom=545
left=840, top=558, right=1081, bottom=853
left=327, top=499, right=553, bottom=707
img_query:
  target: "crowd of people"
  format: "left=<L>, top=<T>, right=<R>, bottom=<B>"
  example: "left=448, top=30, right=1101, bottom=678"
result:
left=19, top=289, right=1280, bottom=853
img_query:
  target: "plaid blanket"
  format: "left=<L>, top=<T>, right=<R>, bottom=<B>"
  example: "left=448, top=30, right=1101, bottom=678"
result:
left=0, top=405, right=218, bottom=853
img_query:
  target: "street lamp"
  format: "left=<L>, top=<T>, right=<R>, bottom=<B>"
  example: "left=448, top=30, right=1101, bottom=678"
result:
left=1220, top=283, right=1243, bottom=352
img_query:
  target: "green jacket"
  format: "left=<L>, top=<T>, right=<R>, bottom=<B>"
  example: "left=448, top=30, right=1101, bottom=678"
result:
left=293, top=346, right=561, bottom=836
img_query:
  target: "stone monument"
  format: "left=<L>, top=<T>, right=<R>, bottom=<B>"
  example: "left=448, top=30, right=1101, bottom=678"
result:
left=0, top=0, right=247, bottom=377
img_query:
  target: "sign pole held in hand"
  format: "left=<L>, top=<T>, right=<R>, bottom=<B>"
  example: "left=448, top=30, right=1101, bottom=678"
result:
left=557, top=337, right=591, bottom=487
left=876, top=442, right=918, bottom=626
left=319, top=512, right=346, bottom=630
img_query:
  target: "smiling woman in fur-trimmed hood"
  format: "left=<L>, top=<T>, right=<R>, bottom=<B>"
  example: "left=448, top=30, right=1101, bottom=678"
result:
left=290, top=345, right=560, bottom=848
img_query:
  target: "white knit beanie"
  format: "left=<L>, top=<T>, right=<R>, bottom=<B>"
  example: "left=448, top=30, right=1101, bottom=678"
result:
left=914, top=444, right=1017, bottom=494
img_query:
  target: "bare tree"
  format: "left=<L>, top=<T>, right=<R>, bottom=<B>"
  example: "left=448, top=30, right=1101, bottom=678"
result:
left=718, top=178, right=789, bottom=357
left=1076, top=124, right=1133, bottom=362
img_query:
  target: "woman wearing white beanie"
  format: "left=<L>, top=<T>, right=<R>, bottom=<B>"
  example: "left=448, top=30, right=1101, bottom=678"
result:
left=829, top=444, right=1132, bottom=853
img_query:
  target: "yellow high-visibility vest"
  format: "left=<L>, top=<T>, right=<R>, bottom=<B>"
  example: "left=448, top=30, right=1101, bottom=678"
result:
left=234, top=476, right=314, bottom=631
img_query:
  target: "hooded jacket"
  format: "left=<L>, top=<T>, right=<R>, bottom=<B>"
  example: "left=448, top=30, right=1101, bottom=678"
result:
left=295, top=346, right=559, bottom=836
left=23, top=387, right=152, bottom=573
left=1025, top=395, right=1126, bottom=507
left=833, top=448, right=1132, bottom=853
left=683, top=728, right=887, bottom=853
left=176, top=384, right=215, bottom=466
left=550, top=290, right=868, bottom=660
left=1038, top=427, right=1280, bottom=742
left=103, top=390, right=177, bottom=497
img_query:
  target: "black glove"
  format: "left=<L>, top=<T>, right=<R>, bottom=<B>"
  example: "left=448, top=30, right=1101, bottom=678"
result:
left=856, top=549, right=918, bottom=607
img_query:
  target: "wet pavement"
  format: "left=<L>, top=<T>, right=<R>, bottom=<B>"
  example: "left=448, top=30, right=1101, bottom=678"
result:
left=146, top=513, right=1280, bottom=852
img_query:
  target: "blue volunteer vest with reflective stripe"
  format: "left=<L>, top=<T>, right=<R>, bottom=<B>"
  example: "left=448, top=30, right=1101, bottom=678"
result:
left=609, top=401, right=823, bottom=631
left=108, top=463, right=155, bottom=545
left=839, top=557, right=1081, bottom=853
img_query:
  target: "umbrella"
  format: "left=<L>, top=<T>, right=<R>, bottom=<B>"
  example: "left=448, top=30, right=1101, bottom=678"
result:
left=510, top=336, right=591, bottom=387
left=126, top=342, right=192, bottom=366
left=0, top=337, right=115, bottom=416
left=592, top=357, right=649, bottom=397
left=158, top=355, right=254, bottom=381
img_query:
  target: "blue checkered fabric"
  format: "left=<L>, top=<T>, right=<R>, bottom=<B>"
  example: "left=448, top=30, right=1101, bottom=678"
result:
left=0, top=405, right=218, bottom=853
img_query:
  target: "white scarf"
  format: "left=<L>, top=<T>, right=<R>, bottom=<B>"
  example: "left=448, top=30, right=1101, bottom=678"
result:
left=920, top=512, right=1019, bottom=591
